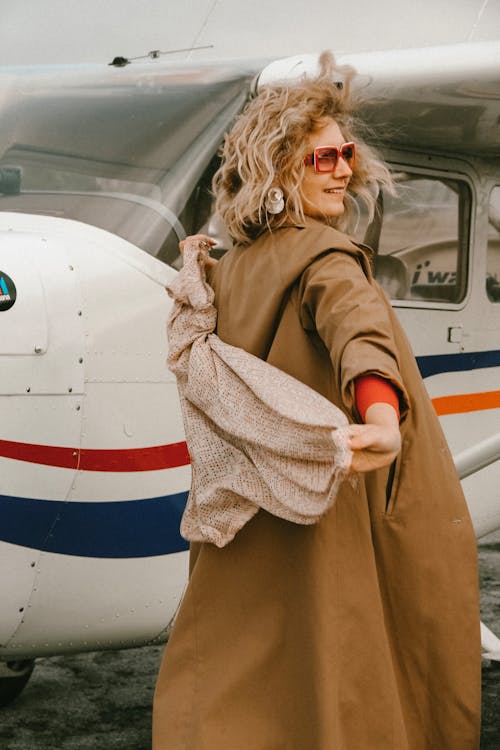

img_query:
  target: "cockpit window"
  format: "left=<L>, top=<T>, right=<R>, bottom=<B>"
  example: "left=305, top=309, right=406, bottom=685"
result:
left=487, top=186, right=500, bottom=302
left=351, top=173, right=470, bottom=304
left=0, top=66, right=252, bottom=265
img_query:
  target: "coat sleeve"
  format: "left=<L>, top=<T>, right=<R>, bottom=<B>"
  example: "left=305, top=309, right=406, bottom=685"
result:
left=298, top=251, right=410, bottom=421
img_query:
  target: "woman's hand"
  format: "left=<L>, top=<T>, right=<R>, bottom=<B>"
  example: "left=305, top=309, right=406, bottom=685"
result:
left=348, top=403, right=401, bottom=474
left=179, top=234, right=218, bottom=269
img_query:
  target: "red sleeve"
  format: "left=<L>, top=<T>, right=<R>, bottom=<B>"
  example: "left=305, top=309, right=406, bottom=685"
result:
left=355, top=375, right=400, bottom=422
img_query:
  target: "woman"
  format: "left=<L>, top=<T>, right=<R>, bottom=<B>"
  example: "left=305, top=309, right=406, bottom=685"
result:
left=153, top=54, right=481, bottom=749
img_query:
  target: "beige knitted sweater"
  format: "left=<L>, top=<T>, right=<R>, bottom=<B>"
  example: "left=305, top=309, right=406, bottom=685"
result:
left=166, top=239, right=352, bottom=548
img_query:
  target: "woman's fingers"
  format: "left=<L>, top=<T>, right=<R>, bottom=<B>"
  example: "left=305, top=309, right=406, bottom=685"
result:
left=347, top=423, right=401, bottom=474
left=179, top=234, right=217, bottom=254
left=349, top=424, right=400, bottom=453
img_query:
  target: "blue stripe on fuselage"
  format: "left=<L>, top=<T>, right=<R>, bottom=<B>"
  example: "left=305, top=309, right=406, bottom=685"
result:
left=416, top=349, right=500, bottom=379
left=0, top=492, right=190, bottom=558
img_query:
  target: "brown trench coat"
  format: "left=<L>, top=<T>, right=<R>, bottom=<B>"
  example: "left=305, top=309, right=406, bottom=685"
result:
left=153, top=219, right=481, bottom=750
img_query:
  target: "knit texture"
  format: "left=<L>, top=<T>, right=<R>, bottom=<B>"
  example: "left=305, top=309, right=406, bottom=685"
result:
left=166, top=239, right=352, bottom=548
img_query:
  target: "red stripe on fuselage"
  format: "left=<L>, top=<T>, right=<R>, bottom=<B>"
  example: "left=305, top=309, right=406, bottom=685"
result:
left=1, top=391, right=498, bottom=472
left=0, top=439, right=190, bottom=472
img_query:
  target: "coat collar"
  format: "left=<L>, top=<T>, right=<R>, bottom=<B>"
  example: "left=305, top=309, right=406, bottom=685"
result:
left=233, top=217, right=374, bottom=288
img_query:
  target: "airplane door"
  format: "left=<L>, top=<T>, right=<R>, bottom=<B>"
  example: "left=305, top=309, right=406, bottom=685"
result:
left=357, top=168, right=471, bottom=355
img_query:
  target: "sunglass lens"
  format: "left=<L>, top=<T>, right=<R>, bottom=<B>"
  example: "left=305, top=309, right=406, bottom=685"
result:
left=316, top=148, right=339, bottom=172
left=341, top=144, right=355, bottom=163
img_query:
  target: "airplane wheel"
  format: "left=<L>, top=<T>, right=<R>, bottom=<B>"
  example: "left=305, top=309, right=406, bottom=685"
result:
left=0, top=660, right=35, bottom=706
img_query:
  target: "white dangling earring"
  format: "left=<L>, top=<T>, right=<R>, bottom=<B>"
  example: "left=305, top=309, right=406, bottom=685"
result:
left=265, top=187, right=285, bottom=215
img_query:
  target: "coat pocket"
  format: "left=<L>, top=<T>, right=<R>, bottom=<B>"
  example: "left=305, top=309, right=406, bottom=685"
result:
left=384, top=448, right=403, bottom=516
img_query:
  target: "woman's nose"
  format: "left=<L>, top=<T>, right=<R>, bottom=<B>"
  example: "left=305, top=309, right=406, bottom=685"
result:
left=334, top=155, right=353, bottom=178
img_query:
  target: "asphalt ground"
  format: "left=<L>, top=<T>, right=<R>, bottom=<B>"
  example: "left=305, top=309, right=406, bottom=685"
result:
left=1, top=535, right=499, bottom=750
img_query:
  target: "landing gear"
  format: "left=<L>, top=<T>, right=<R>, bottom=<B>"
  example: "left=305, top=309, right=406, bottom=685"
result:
left=0, top=660, right=35, bottom=706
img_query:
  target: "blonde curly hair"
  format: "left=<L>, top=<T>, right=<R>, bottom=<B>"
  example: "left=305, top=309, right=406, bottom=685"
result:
left=212, top=52, right=393, bottom=246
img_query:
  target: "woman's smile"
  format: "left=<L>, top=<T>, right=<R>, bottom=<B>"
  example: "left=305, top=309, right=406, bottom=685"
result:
left=323, top=185, right=347, bottom=194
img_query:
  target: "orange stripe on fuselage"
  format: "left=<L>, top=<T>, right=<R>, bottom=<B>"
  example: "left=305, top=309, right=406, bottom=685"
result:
left=432, top=391, right=500, bottom=416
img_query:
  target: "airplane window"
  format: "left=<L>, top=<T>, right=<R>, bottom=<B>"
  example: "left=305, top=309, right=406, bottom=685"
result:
left=351, top=173, right=470, bottom=304
left=487, top=186, right=500, bottom=303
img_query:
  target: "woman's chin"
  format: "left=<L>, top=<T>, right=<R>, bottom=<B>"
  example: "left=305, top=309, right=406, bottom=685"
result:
left=304, top=205, right=345, bottom=221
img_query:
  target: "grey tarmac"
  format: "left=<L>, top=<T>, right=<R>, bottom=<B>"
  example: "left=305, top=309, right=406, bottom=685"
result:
left=1, top=534, right=499, bottom=750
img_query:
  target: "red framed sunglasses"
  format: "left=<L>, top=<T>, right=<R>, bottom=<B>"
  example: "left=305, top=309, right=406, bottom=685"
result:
left=304, top=142, right=356, bottom=173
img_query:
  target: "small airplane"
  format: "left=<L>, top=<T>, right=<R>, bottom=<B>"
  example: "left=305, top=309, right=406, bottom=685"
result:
left=0, top=40, right=499, bottom=705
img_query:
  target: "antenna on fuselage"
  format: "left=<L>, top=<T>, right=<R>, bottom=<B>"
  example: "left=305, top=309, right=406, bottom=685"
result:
left=108, top=45, right=214, bottom=67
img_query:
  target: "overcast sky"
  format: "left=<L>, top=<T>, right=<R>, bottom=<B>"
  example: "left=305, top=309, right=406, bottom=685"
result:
left=0, top=0, right=499, bottom=67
